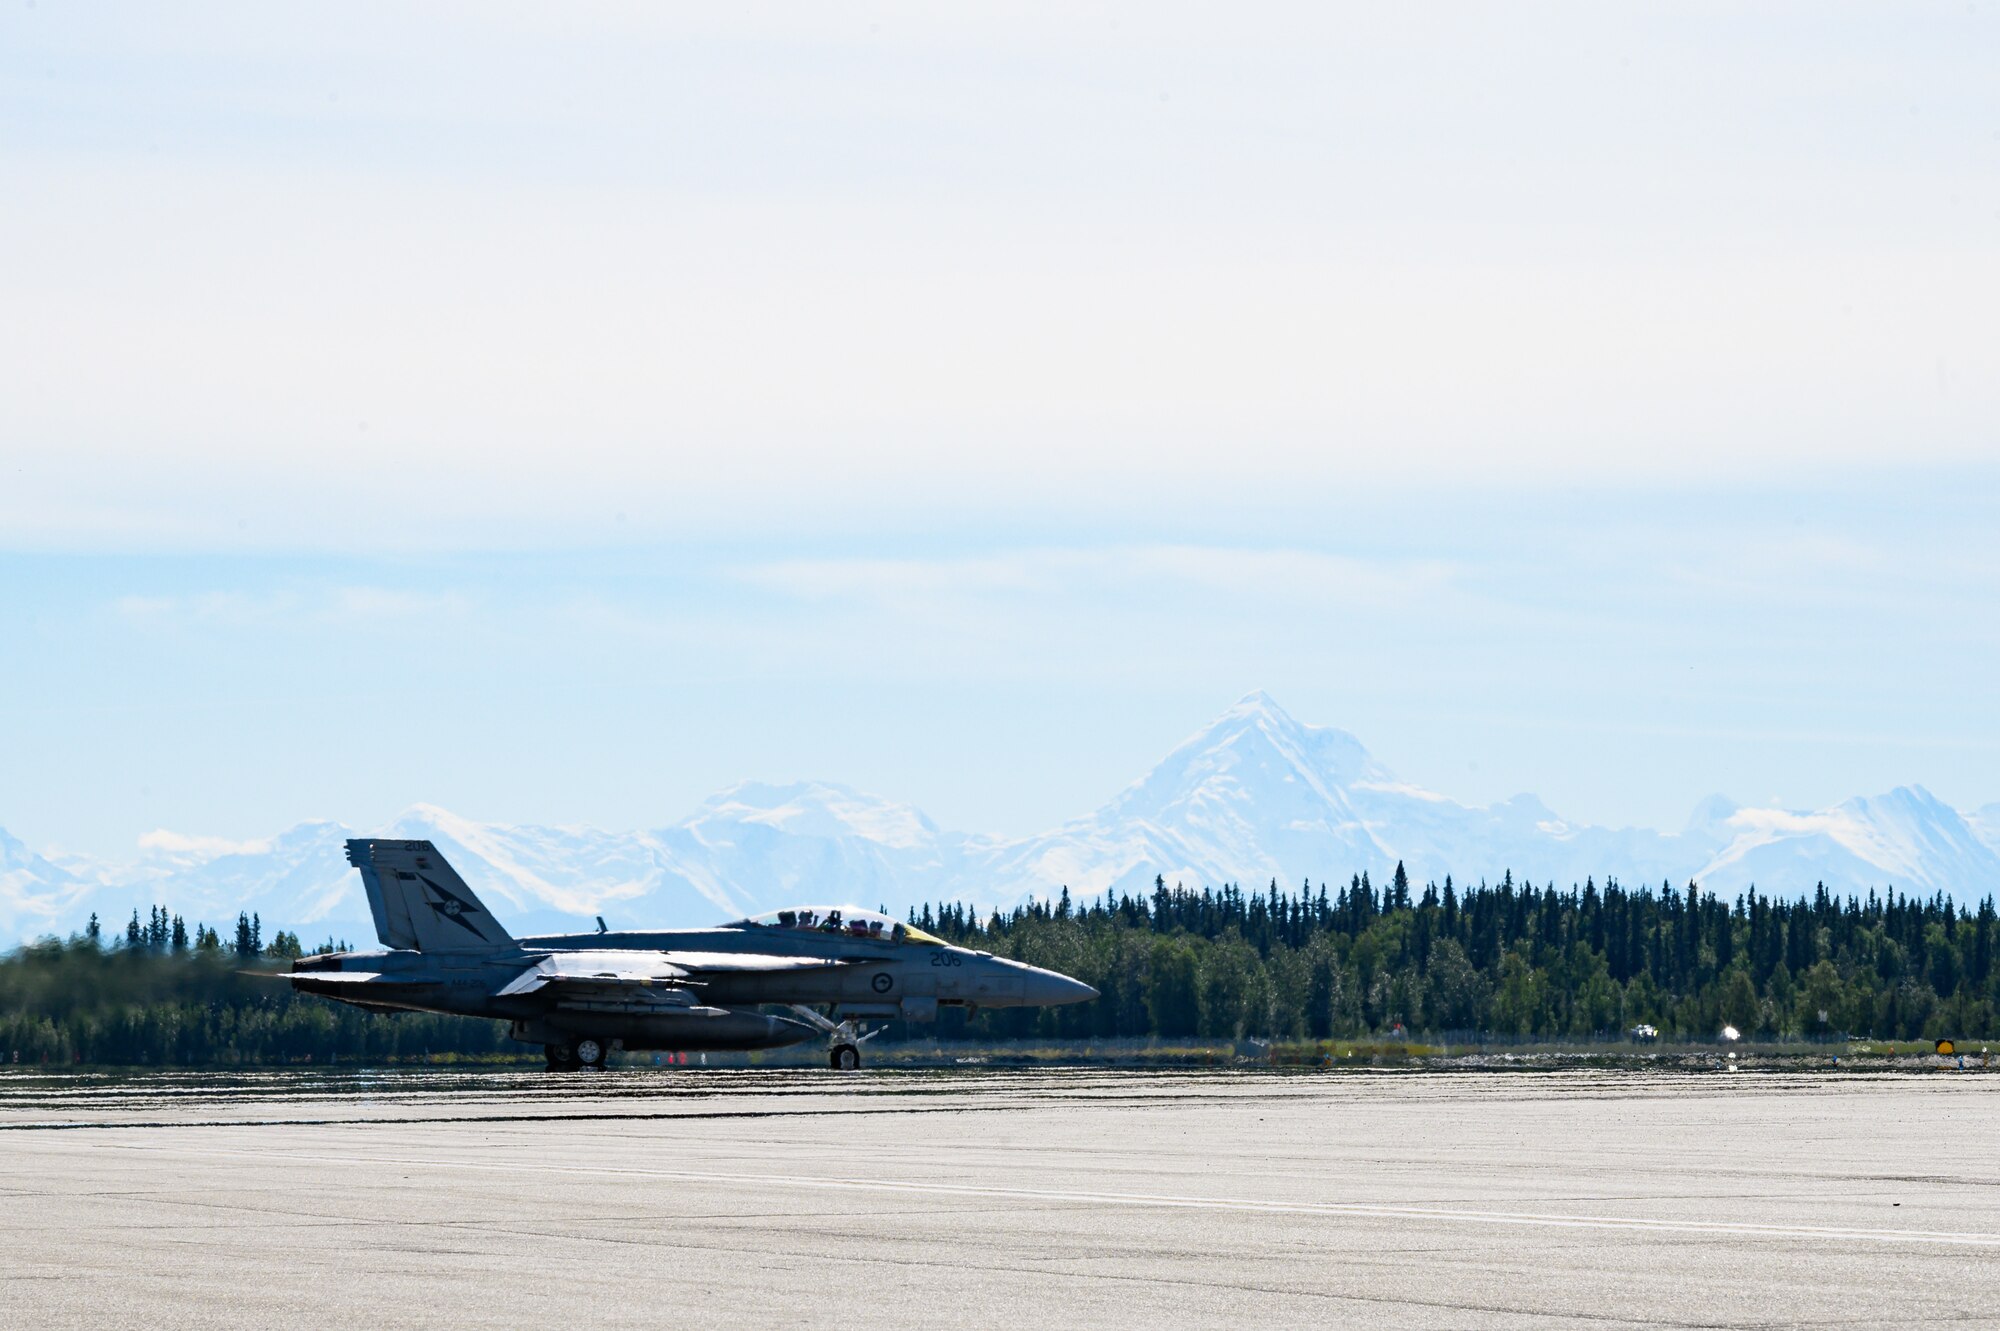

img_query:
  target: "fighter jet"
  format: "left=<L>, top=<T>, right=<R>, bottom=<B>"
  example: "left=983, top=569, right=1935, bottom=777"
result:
left=288, top=838, right=1098, bottom=1070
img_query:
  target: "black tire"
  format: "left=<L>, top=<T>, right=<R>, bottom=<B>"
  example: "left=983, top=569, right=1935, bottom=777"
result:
left=830, top=1043, right=861, bottom=1071
left=545, top=1042, right=579, bottom=1072
left=575, top=1037, right=608, bottom=1069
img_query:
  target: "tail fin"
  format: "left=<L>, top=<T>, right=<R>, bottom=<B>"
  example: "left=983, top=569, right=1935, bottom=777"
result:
left=346, top=839, right=516, bottom=952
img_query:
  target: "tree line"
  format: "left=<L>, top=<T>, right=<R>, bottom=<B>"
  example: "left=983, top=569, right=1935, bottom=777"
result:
left=916, top=868, right=1999, bottom=1044
left=3, top=869, right=1995, bottom=1066
left=97, top=905, right=344, bottom=960
left=0, top=911, right=480, bottom=1067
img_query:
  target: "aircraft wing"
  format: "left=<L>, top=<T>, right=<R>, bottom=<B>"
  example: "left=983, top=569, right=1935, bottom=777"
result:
left=500, top=952, right=773, bottom=1019
left=497, top=948, right=880, bottom=1008
left=498, top=949, right=693, bottom=997
left=653, top=950, right=885, bottom=975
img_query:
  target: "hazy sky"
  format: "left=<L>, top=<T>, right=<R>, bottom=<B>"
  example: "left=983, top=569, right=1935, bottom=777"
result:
left=3, top=4, right=1996, bottom=857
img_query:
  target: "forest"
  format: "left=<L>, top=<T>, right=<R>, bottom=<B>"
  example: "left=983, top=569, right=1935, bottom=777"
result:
left=933, top=869, right=1997, bottom=1043
left=2, top=868, right=1994, bottom=1066
left=0, top=908, right=504, bottom=1066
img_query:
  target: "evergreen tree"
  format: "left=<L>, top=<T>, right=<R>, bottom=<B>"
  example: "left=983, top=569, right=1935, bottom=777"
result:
left=1976, top=891, right=1992, bottom=983
left=1144, top=938, right=1200, bottom=1038
left=1305, top=948, right=1336, bottom=1039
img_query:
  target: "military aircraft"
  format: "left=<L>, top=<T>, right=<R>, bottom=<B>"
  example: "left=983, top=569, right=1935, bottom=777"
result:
left=288, top=838, right=1098, bottom=1070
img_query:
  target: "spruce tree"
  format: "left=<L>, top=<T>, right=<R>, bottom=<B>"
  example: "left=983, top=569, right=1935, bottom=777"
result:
left=1304, top=950, right=1336, bottom=1039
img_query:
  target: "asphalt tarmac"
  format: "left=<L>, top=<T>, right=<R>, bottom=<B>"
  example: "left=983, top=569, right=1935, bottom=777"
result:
left=2, top=1067, right=1995, bottom=1329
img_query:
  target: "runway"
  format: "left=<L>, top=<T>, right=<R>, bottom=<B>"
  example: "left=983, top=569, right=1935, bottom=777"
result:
left=3, top=1068, right=1995, bottom=1329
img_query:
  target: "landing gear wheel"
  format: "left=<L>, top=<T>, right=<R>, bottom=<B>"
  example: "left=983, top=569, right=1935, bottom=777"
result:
left=575, top=1037, right=608, bottom=1069
left=830, top=1043, right=861, bottom=1071
left=545, top=1042, right=579, bottom=1072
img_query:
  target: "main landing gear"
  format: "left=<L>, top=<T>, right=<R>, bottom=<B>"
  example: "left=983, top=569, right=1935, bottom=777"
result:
left=544, top=1037, right=609, bottom=1072
left=830, top=1043, right=861, bottom=1071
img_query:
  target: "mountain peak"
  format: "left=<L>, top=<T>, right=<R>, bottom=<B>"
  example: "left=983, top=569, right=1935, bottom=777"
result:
left=1684, top=793, right=1741, bottom=838
left=1219, top=690, right=1313, bottom=733
left=1097, top=693, right=1384, bottom=831
left=687, top=779, right=940, bottom=849
left=1232, top=688, right=1288, bottom=713
left=1847, top=784, right=1943, bottom=812
left=1207, top=694, right=1376, bottom=775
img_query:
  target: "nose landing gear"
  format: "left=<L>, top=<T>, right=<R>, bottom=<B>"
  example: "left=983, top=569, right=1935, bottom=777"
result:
left=788, top=1006, right=880, bottom=1071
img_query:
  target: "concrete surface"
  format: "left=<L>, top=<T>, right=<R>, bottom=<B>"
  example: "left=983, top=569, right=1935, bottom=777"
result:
left=2, top=1068, right=1996, bottom=1328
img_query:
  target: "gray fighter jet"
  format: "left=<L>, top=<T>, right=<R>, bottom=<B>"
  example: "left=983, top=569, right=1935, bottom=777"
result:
left=288, top=838, right=1097, bottom=1070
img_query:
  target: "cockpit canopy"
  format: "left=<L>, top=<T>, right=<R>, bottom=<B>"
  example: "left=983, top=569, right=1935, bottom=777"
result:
left=737, top=905, right=944, bottom=945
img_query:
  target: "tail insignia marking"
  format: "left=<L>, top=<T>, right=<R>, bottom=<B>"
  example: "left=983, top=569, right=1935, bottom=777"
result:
left=418, top=874, right=489, bottom=941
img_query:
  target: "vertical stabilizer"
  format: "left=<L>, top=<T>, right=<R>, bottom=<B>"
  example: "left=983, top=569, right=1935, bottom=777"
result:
left=345, top=839, right=515, bottom=952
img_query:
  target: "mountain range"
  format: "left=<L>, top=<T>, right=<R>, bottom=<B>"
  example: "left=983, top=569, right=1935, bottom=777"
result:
left=5, top=692, right=1997, bottom=945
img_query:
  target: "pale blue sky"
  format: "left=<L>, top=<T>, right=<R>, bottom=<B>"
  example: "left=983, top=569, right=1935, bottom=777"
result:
left=2, top=5, right=1996, bottom=857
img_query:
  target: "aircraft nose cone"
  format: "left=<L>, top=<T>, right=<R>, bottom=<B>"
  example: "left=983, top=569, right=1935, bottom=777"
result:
left=1029, top=968, right=1098, bottom=1006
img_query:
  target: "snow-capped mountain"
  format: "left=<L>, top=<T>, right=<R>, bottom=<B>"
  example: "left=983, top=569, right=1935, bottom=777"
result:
left=117, top=820, right=355, bottom=930
left=982, top=695, right=1997, bottom=903
left=3, top=693, right=1995, bottom=944
left=1689, top=787, right=2000, bottom=901
left=969, top=692, right=1706, bottom=903
left=653, top=781, right=973, bottom=916
left=1969, top=803, right=2000, bottom=858
left=0, top=825, right=89, bottom=939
